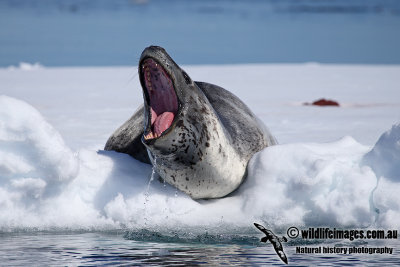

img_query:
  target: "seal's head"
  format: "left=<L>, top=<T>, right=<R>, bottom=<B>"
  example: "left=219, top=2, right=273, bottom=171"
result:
left=139, top=46, right=193, bottom=142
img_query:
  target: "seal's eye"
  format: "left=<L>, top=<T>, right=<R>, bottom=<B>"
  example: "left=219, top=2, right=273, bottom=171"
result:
left=182, top=71, right=191, bottom=84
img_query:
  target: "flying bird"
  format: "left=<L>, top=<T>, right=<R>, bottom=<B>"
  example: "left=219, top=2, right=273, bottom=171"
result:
left=254, top=222, right=288, bottom=264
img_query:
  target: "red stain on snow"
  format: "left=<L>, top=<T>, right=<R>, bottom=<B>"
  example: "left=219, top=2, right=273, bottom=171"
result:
left=305, top=98, right=340, bottom=107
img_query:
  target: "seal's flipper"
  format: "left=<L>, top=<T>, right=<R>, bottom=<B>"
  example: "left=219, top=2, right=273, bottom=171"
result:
left=104, top=105, right=150, bottom=164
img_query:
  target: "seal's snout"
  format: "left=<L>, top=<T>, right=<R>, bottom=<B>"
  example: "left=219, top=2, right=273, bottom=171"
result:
left=140, top=46, right=167, bottom=61
left=141, top=58, right=178, bottom=140
left=147, top=45, right=165, bottom=51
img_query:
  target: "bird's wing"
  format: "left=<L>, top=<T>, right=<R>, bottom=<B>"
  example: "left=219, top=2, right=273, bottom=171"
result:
left=271, top=239, right=288, bottom=264
left=254, top=223, right=276, bottom=240
left=274, top=247, right=288, bottom=264
left=254, top=223, right=268, bottom=234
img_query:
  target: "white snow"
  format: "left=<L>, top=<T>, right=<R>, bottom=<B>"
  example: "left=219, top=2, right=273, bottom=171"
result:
left=0, top=64, right=399, bottom=231
left=6, top=62, right=44, bottom=71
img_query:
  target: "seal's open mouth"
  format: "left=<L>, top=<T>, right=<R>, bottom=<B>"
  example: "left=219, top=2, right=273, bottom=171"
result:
left=141, top=58, right=178, bottom=140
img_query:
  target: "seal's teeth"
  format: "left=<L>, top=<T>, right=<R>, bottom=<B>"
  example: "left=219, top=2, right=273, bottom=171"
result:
left=145, top=131, right=159, bottom=139
left=144, top=132, right=154, bottom=140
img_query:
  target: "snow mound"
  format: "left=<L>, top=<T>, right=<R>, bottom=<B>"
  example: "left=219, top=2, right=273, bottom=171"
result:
left=363, top=123, right=400, bottom=182
left=0, top=96, right=78, bottom=202
left=0, top=96, right=398, bottom=232
left=240, top=137, right=376, bottom=227
left=362, top=123, right=400, bottom=228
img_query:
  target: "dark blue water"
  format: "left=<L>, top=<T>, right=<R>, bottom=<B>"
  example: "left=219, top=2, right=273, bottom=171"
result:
left=0, top=231, right=399, bottom=266
left=1, top=0, right=400, bottom=66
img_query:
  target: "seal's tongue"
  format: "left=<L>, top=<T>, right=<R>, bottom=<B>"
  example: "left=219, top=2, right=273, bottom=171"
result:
left=142, top=58, right=178, bottom=139
left=154, top=112, right=175, bottom=136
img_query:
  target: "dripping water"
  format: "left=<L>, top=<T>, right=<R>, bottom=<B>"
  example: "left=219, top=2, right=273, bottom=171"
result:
left=143, top=158, right=158, bottom=227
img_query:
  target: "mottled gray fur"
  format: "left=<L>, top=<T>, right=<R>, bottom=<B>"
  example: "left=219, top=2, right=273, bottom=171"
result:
left=105, top=46, right=276, bottom=199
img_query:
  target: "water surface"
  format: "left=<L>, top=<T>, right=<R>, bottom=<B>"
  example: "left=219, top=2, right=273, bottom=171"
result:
left=1, top=231, right=399, bottom=266
left=1, top=0, right=400, bottom=66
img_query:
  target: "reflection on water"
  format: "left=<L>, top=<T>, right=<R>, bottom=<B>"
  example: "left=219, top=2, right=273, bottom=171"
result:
left=0, top=232, right=398, bottom=266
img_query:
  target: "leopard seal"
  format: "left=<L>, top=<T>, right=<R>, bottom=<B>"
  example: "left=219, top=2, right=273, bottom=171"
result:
left=105, top=46, right=276, bottom=199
